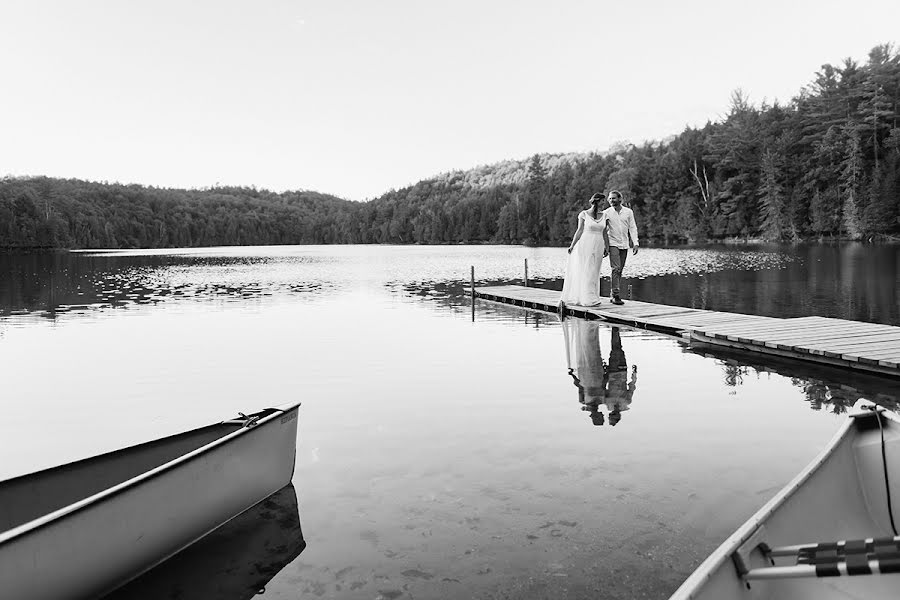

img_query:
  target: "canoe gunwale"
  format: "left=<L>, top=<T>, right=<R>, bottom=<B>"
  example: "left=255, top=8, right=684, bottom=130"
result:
left=0, top=401, right=301, bottom=546
left=668, top=407, right=900, bottom=599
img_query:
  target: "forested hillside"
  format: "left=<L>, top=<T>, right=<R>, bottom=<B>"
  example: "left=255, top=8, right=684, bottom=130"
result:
left=0, top=179, right=358, bottom=249
left=2, top=43, right=898, bottom=250
left=366, top=44, right=900, bottom=245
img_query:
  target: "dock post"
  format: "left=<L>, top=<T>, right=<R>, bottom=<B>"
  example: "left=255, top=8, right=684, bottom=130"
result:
left=470, top=265, right=475, bottom=321
left=524, top=258, right=529, bottom=287
left=628, top=284, right=633, bottom=300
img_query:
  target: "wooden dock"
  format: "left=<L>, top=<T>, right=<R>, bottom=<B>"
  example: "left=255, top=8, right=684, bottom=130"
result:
left=473, top=285, right=900, bottom=378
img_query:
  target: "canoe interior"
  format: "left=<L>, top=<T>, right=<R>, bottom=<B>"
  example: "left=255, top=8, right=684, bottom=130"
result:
left=0, top=413, right=274, bottom=535
left=676, top=409, right=900, bottom=600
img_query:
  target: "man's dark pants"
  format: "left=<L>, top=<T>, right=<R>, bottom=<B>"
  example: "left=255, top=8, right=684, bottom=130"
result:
left=609, top=247, right=628, bottom=297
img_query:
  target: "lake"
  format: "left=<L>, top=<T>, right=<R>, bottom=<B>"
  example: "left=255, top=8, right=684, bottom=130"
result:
left=2, top=242, right=900, bottom=599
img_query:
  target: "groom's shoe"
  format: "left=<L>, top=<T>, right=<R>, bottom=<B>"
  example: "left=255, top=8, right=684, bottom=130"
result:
left=611, top=294, right=624, bottom=305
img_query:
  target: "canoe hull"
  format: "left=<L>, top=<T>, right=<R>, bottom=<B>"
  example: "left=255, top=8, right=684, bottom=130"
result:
left=105, top=483, right=306, bottom=600
left=0, top=405, right=299, bottom=600
left=670, top=406, right=900, bottom=600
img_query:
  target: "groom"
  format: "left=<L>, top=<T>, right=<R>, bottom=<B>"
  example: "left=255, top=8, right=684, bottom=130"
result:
left=602, top=190, right=639, bottom=305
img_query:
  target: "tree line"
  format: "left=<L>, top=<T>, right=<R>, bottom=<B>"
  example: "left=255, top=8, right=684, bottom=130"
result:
left=0, top=179, right=356, bottom=249
left=2, top=43, right=899, bottom=250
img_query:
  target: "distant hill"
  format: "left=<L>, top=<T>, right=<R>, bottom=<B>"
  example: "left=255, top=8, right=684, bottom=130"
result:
left=429, top=150, right=608, bottom=189
left=421, top=137, right=682, bottom=191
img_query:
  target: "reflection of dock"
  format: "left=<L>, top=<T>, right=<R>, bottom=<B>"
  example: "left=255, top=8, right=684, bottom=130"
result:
left=473, top=285, right=900, bottom=378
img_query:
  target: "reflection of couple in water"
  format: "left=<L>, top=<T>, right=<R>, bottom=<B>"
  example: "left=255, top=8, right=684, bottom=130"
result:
left=563, top=319, right=637, bottom=426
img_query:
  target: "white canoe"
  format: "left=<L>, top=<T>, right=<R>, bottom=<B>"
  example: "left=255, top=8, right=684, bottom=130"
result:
left=670, top=403, right=900, bottom=599
left=0, top=401, right=300, bottom=600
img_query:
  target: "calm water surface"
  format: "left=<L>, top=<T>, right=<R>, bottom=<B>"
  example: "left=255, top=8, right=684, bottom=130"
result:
left=2, top=243, right=900, bottom=600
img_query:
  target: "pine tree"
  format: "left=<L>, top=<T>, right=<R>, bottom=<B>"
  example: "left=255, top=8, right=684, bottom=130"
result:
left=840, top=123, right=863, bottom=238
left=884, top=129, right=900, bottom=229
left=808, top=190, right=828, bottom=236
left=526, top=154, right=547, bottom=194
left=705, top=89, right=762, bottom=236
left=758, top=150, right=786, bottom=240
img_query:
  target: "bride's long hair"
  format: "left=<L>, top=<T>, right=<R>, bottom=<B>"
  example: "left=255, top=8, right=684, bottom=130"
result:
left=589, top=193, right=603, bottom=219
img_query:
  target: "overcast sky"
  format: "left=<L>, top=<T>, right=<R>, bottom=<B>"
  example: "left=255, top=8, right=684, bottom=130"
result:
left=1, top=1, right=898, bottom=200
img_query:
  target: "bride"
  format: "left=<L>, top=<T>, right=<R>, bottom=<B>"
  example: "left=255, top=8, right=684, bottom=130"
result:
left=559, top=193, right=609, bottom=309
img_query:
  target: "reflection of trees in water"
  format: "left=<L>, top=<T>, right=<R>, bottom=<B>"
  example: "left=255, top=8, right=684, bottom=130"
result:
left=669, top=243, right=898, bottom=325
left=552, top=244, right=900, bottom=326
left=0, top=253, right=327, bottom=319
left=722, top=363, right=752, bottom=397
left=791, top=379, right=862, bottom=414
left=702, top=345, right=900, bottom=414
left=790, top=379, right=899, bottom=414
left=722, top=364, right=749, bottom=388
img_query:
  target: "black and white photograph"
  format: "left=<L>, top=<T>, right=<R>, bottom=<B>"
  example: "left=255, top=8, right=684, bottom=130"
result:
left=4, top=1, right=900, bottom=598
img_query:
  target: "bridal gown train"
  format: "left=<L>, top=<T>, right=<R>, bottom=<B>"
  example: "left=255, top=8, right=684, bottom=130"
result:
left=560, top=210, right=606, bottom=306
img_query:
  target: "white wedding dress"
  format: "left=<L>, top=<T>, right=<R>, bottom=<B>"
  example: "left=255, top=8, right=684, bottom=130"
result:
left=560, top=210, right=606, bottom=306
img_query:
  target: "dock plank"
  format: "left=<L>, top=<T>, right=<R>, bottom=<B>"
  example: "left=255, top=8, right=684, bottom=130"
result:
left=703, top=326, right=871, bottom=343
left=852, top=348, right=900, bottom=359
left=754, top=333, right=900, bottom=350
left=762, top=330, right=900, bottom=344
left=705, top=316, right=886, bottom=331
left=790, top=317, right=899, bottom=334
left=654, top=314, right=776, bottom=324
left=809, top=336, right=900, bottom=351
left=702, top=322, right=865, bottom=336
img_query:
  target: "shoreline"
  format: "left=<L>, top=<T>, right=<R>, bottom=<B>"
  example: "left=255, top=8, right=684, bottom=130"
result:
left=4, top=236, right=900, bottom=254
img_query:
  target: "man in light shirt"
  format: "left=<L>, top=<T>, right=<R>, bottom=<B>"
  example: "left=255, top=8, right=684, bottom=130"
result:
left=602, top=190, right=639, bottom=305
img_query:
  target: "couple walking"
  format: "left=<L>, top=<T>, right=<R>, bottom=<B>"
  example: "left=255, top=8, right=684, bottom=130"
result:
left=560, top=190, right=639, bottom=308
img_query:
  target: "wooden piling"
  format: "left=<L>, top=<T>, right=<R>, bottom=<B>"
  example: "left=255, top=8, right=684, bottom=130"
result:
left=524, top=258, right=529, bottom=287
left=470, top=265, right=475, bottom=321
